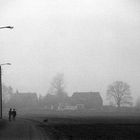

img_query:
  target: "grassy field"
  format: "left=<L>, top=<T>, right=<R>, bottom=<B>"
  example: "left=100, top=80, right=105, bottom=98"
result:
left=14, top=109, right=140, bottom=140
left=3, top=109, right=140, bottom=139
left=38, top=116, right=140, bottom=140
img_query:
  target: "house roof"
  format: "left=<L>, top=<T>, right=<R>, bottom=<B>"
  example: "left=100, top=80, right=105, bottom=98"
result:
left=12, top=92, right=38, bottom=99
left=71, top=92, right=103, bottom=103
left=72, top=92, right=101, bottom=98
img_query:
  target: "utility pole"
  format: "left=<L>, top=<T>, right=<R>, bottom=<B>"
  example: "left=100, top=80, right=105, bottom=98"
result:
left=0, top=66, right=2, bottom=119
left=0, top=26, right=13, bottom=119
left=0, top=63, right=11, bottom=119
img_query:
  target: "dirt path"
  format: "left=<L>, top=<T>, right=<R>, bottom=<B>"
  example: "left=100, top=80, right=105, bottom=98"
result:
left=0, top=118, right=48, bottom=140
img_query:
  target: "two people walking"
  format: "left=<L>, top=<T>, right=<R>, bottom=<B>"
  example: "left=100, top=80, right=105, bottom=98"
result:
left=9, top=108, right=17, bottom=121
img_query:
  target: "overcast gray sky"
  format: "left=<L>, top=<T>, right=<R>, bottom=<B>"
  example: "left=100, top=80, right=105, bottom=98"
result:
left=0, top=0, right=140, bottom=103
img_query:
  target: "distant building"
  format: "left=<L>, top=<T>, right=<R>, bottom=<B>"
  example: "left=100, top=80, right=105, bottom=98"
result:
left=58, top=103, right=77, bottom=111
left=7, top=92, right=38, bottom=109
left=42, top=94, right=69, bottom=110
left=71, top=92, right=103, bottom=109
left=76, top=104, right=85, bottom=110
left=42, top=94, right=59, bottom=110
left=42, top=92, right=103, bottom=111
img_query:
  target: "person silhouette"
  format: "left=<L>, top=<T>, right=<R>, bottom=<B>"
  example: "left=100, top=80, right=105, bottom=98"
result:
left=12, top=109, right=17, bottom=121
left=8, top=108, right=12, bottom=121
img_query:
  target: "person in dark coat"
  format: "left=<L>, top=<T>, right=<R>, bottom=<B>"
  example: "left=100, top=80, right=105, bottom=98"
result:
left=8, top=108, right=12, bottom=121
left=12, top=109, right=17, bottom=121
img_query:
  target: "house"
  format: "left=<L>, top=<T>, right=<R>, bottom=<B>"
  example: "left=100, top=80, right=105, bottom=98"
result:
left=42, top=92, right=103, bottom=111
left=7, top=92, right=38, bottom=109
left=58, top=103, right=77, bottom=111
left=70, top=92, right=103, bottom=109
left=42, top=94, right=69, bottom=110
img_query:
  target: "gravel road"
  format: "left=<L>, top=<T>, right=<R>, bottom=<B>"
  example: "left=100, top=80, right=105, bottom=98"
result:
left=0, top=118, right=49, bottom=140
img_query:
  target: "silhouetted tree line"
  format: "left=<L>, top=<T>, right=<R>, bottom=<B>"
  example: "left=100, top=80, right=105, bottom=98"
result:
left=2, top=74, right=136, bottom=112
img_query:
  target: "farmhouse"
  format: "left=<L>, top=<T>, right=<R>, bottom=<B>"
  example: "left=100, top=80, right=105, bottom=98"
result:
left=7, top=91, right=38, bottom=108
left=71, top=92, right=103, bottom=109
left=58, top=103, right=78, bottom=111
left=41, top=92, right=103, bottom=110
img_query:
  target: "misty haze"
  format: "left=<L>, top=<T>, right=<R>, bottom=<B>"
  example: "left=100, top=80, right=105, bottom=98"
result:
left=0, top=0, right=140, bottom=140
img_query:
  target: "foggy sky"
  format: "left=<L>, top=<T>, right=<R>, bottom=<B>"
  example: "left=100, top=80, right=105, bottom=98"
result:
left=0, top=0, right=140, bottom=103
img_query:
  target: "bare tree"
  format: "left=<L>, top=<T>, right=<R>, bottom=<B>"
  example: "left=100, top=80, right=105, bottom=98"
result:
left=106, top=81, right=133, bottom=108
left=48, top=73, right=67, bottom=98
